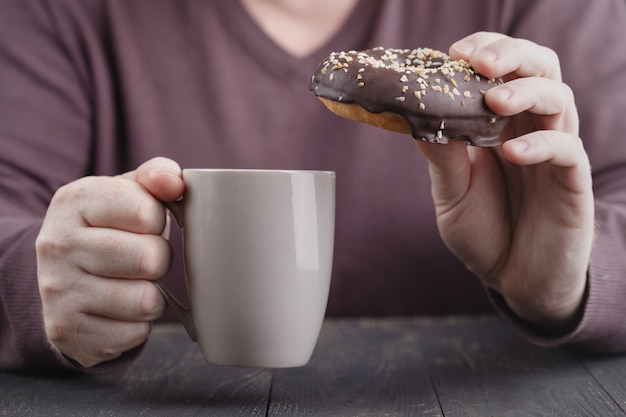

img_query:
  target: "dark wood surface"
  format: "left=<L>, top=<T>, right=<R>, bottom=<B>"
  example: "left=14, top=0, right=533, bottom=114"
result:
left=1, top=315, right=626, bottom=416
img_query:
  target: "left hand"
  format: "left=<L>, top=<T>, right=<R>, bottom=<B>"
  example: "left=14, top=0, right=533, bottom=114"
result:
left=415, top=32, right=594, bottom=332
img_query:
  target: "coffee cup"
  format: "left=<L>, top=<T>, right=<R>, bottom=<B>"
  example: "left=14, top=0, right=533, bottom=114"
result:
left=154, top=169, right=335, bottom=368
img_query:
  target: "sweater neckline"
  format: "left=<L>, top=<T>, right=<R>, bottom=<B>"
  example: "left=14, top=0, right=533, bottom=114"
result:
left=214, top=0, right=380, bottom=80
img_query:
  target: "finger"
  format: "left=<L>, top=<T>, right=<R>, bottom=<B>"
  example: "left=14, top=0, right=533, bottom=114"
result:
left=52, top=177, right=168, bottom=235
left=503, top=131, right=587, bottom=165
left=55, top=316, right=152, bottom=368
left=73, top=276, right=166, bottom=321
left=84, top=183, right=167, bottom=234
left=450, top=31, right=508, bottom=58
left=502, top=131, right=594, bottom=233
left=71, top=228, right=173, bottom=279
left=122, top=157, right=185, bottom=203
left=450, top=32, right=561, bottom=81
left=415, top=140, right=507, bottom=211
left=485, top=78, right=578, bottom=134
left=415, top=139, right=471, bottom=206
left=37, top=218, right=172, bottom=280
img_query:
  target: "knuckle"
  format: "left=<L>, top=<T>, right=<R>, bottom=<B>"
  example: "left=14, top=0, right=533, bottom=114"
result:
left=44, top=316, right=75, bottom=351
left=134, top=238, right=171, bottom=279
left=38, top=275, right=66, bottom=304
left=130, top=322, right=152, bottom=344
left=35, top=234, right=73, bottom=261
left=132, top=198, right=166, bottom=234
left=45, top=322, right=66, bottom=346
left=45, top=311, right=148, bottom=368
left=50, top=181, right=84, bottom=207
left=138, top=283, right=166, bottom=318
left=37, top=267, right=81, bottom=306
left=543, top=48, right=561, bottom=80
left=51, top=177, right=101, bottom=210
left=74, top=322, right=123, bottom=368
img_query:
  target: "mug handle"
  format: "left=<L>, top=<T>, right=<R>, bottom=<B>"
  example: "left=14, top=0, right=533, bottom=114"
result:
left=152, top=281, right=197, bottom=342
left=151, top=201, right=198, bottom=342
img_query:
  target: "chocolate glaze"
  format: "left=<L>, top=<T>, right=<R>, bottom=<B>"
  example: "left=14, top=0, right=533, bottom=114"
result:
left=309, top=47, right=508, bottom=146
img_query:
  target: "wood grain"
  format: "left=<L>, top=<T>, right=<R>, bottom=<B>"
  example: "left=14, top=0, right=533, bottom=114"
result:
left=270, top=318, right=443, bottom=416
left=0, top=324, right=273, bottom=417
left=1, top=317, right=626, bottom=416
left=269, top=316, right=625, bottom=416
left=418, top=317, right=624, bottom=416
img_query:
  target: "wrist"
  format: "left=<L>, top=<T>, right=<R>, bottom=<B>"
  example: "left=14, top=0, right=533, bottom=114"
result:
left=503, top=278, right=588, bottom=336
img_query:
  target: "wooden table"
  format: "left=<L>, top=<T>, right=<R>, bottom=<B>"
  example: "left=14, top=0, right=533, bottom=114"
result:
left=1, top=315, right=626, bottom=416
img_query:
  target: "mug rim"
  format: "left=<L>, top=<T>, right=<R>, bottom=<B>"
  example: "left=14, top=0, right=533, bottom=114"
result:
left=182, top=168, right=335, bottom=175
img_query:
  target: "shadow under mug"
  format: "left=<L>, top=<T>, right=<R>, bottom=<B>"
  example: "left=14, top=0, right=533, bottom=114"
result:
left=154, top=169, right=335, bottom=368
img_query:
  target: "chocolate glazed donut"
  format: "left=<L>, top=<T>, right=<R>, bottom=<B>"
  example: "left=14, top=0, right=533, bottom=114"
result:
left=309, top=47, right=508, bottom=147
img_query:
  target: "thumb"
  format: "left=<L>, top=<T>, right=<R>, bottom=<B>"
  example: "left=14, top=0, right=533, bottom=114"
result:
left=122, top=157, right=185, bottom=202
left=414, top=140, right=472, bottom=207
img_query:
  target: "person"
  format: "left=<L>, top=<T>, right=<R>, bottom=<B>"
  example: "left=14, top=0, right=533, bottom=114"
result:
left=0, top=0, right=625, bottom=374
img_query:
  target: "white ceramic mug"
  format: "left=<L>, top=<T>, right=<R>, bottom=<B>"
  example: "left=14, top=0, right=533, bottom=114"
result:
left=155, top=169, right=335, bottom=368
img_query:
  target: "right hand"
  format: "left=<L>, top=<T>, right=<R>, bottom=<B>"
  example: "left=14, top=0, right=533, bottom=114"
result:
left=415, top=33, right=593, bottom=332
left=36, top=157, right=185, bottom=368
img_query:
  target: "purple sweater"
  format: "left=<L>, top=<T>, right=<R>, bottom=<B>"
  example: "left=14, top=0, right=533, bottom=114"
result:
left=1, top=0, right=625, bottom=374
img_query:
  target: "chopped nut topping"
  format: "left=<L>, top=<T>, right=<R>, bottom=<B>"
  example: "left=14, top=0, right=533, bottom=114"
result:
left=313, top=47, right=506, bottom=130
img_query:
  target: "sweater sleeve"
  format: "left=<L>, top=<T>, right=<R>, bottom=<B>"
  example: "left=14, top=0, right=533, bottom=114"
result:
left=0, top=0, right=140, bottom=374
left=491, top=0, right=626, bottom=352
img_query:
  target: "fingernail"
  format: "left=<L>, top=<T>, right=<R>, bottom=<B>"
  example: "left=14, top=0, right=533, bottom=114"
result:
left=490, top=85, right=512, bottom=101
left=509, top=139, right=529, bottom=154
left=453, top=40, right=475, bottom=56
